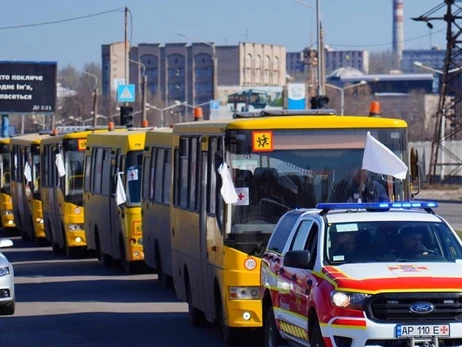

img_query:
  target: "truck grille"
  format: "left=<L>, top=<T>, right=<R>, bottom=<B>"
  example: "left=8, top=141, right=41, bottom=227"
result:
left=366, top=293, right=462, bottom=322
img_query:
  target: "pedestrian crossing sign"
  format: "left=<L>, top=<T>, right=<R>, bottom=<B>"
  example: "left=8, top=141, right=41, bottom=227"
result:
left=117, top=84, right=135, bottom=103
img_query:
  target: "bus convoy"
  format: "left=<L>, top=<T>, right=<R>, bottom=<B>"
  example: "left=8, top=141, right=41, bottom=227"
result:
left=0, top=108, right=426, bottom=345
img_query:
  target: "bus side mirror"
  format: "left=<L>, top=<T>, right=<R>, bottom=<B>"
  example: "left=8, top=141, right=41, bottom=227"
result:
left=410, top=146, right=426, bottom=182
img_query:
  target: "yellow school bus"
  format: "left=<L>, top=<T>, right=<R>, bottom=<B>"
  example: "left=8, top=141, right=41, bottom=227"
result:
left=83, top=129, right=147, bottom=273
left=0, top=138, right=16, bottom=234
left=40, top=127, right=105, bottom=257
left=170, top=109, right=412, bottom=344
left=141, top=127, right=174, bottom=287
left=10, top=132, right=50, bottom=243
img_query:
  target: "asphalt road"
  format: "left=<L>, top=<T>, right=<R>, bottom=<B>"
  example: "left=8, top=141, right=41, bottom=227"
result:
left=0, top=238, right=261, bottom=347
left=435, top=203, right=462, bottom=231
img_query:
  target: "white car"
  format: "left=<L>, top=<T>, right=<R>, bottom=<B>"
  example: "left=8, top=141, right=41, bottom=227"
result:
left=0, top=238, right=14, bottom=315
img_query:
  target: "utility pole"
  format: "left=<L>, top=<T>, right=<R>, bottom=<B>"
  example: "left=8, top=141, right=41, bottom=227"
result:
left=92, top=87, right=99, bottom=127
left=124, top=7, right=129, bottom=107
left=413, top=1, right=462, bottom=182
left=141, top=74, right=147, bottom=125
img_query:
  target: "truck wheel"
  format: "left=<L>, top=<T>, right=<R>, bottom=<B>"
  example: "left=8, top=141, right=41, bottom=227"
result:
left=264, top=307, right=286, bottom=347
left=310, top=321, right=325, bottom=347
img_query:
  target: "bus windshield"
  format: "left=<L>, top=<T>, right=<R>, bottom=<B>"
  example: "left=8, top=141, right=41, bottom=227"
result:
left=0, top=144, right=11, bottom=195
left=31, top=145, right=41, bottom=200
left=125, top=150, right=143, bottom=206
left=64, top=139, right=85, bottom=206
left=226, top=128, right=408, bottom=254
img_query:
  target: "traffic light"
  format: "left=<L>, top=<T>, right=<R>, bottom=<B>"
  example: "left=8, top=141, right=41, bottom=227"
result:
left=310, top=95, right=329, bottom=109
left=120, top=106, right=134, bottom=127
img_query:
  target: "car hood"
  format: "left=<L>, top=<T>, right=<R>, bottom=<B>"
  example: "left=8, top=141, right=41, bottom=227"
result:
left=322, top=262, right=462, bottom=293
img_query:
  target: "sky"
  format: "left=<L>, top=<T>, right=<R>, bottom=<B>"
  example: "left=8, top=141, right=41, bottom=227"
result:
left=0, top=0, right=449, bottom=69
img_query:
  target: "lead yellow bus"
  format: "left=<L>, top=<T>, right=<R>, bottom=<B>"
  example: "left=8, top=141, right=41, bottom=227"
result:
left=10, top=132, right=50, bottom=244
left=40, top=127, right=103, bottom=257
left=170, top=109, right=413, bottom=344
left=83, top=129, right=146, bottom=273
left=0, top=138, right=16, bottom=234
left=141, top=127, right=174, bottom=287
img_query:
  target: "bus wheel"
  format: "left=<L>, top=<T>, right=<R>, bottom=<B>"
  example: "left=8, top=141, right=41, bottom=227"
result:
left=216, top=291, right=239, bottom=345
left=186, top=279, right=205, bottom=327
left=96, top=232, right=112, bottom=267
left=120, top=237, right=135, bottom=274
left=155, top=244, right=173, bottom=288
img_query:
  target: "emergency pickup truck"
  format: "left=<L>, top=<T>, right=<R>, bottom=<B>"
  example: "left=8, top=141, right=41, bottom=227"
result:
left=261, top=201, right=462, bottom=347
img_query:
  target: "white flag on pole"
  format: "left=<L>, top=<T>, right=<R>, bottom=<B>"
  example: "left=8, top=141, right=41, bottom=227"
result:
left=115, top=172, right=127, bottom=206
left=55, top=153, right=66, bottom=177
left=24, top=162, right=32, bottom=183
left=218, top=163, right=238, bottom=204
left=362, top=132, right=408, bottom=180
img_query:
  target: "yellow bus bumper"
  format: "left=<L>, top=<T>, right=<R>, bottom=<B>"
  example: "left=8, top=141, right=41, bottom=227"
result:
left=66, top=230, right=87, bottom=247
left=227, top=299, right=263, bottom=328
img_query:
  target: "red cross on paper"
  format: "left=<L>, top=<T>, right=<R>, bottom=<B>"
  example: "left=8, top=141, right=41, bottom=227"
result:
left=440, top=326, right=449, bottom=334
left=238, top=192, right=245, bottom=200
left=130, top=171, right=135, bottom=178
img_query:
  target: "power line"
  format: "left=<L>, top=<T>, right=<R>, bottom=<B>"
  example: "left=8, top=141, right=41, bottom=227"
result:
left=0, top=7, right=125, bottom=30
left=327, top=28, right=446, bottom=49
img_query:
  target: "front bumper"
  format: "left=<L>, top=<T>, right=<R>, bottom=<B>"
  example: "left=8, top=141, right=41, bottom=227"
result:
left=322, top=316, right=462, bottom=347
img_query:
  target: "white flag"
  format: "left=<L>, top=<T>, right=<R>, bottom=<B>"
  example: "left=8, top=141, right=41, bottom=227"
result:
left=24, top=162, right=32, bottom=183
left=362, top=132, right=408, bottom=180
left=55, top=154, right=66, bottom=177
left=115, top=172, right=127, bottom=206
left=218, top=163, right=238, bottom=204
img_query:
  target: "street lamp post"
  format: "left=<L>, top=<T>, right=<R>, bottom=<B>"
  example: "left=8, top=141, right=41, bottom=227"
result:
left=74, top=68, right=99, bottom=128
left=325, top=80, right=368, bottom=116
left=146, top=101, right=186, bottom=127
left=177, top=33, right=218, bottom=104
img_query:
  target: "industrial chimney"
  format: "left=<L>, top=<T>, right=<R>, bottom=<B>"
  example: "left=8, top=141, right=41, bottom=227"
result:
left=392, top=0, right=404, bottom=61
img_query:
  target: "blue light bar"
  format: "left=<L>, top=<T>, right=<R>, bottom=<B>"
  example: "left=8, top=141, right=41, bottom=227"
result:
left=316, top=201, right=438, bottom=210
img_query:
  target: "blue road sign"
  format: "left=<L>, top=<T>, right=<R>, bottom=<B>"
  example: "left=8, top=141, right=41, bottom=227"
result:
left=210, top=100, right=219, bottom=110
left=117, top=84, right=136, bottom=103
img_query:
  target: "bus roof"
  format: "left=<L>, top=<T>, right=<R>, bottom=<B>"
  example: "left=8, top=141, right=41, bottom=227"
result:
left=0, top=138, right=10, bottom=145
left=172, top=115, right=407, bottom=133
left=145, top=127, right=173, bottom=148
left=10, top=133, right=52, bottom=146
left=86, top=129, right=148, bottom=152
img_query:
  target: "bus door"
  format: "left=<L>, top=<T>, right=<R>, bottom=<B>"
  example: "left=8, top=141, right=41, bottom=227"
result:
left=109, top=149, right=123, bottom=258
left=200, top=148, right=214, bottom=320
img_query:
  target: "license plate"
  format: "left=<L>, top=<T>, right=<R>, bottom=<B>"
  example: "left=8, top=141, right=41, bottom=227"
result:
left=396, top=324, right=450, bottom=338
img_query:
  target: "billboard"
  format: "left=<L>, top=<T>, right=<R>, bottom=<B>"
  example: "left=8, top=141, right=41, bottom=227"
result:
left=287, top=83, right=306, bottom=110
left=0, top=61, right=57, bottom=114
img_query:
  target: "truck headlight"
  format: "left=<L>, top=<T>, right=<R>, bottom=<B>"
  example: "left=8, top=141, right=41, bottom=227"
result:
left=68, top=224, right=83, bottom=231
left=2, top=210, right=13, bottom=216
left=0, top=267, right=10, bottom=277
left=35, top=218, right=44, bottom=224
left=330, top=291, right=370, bottom=310
left=229, top=287, right=260, bottom=300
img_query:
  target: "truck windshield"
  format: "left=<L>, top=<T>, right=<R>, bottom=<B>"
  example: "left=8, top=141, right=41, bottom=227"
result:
left=226, top=128, right=408, bottom=255
left=325, top=221, right=462, bottom=264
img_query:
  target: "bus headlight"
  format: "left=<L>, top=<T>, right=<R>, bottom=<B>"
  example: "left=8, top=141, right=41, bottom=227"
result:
left=35, top=218, right=44, bottom=224
left=330, top=291, right=370, bottom=310
left=2, top=210, right=13, bottom=215
left=229, top=287, right=260, bottom=300
left=68, top=224, right=83, bottom=231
